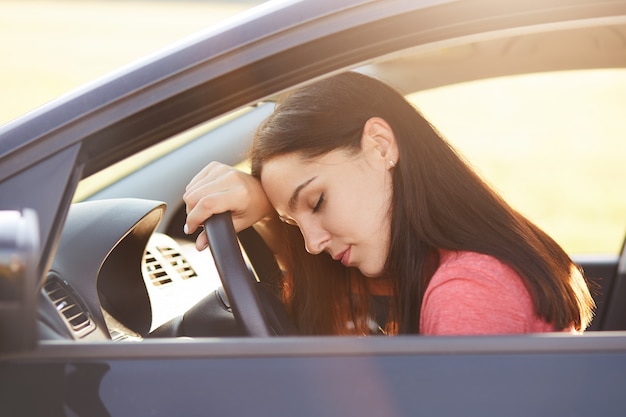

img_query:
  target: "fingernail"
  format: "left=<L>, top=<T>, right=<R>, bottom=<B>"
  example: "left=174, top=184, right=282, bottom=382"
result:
left=183, top=224, right=189, bottom=235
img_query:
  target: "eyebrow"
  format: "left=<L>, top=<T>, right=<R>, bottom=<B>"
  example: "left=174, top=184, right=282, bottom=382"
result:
left=288, top=176, right=317, bottom=211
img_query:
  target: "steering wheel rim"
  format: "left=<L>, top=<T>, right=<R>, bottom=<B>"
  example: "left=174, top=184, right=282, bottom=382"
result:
left=203, top=212, right=287, bottom=336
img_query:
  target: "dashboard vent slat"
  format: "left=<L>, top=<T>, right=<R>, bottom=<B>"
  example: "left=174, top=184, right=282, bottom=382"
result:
left=145, top=249, right=173, bottom=286
left=160, top=246, right=198, bottom=280
left=43, top=277, right=95, bottom=337
left=143, top=245, right=198, bottom=287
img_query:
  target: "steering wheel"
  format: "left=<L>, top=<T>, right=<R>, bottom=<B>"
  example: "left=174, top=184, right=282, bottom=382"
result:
left=203, top=212, right=296, bottom=336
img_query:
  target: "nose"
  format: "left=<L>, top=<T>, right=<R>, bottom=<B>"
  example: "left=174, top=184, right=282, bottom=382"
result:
left=299, top=219, right=330, bottom=255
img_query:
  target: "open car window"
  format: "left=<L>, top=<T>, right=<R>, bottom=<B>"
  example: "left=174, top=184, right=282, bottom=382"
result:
left=409, top=68, right=626, bottom=256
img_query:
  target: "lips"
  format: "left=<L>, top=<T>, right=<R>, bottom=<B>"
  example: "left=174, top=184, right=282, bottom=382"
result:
left=334, top=247, right=351, bottom=266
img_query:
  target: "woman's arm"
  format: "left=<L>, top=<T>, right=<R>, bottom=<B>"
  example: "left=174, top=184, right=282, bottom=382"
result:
left=183, top=161, right=275, bottom=251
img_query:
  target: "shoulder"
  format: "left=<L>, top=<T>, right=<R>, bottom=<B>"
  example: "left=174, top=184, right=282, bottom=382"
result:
left=426, top=250, right=529, bottom=308
left=435, top=250, right=517, bottom=280
left=420, top=250, right=553, bottom=335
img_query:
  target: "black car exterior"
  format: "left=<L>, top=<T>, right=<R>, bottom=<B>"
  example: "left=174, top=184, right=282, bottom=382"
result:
left=1, top=0, right=626, bottom=416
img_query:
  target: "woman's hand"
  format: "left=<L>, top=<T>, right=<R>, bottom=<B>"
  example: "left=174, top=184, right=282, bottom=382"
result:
left=183, top=162, right=274, bottom=251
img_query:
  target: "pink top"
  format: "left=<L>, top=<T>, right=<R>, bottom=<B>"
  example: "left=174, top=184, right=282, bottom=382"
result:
left=420, top=250, right=557, bottom=335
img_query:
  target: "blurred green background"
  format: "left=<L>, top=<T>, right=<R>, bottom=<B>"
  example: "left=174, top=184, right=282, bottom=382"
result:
left=2, top=0, right=624, bottom=255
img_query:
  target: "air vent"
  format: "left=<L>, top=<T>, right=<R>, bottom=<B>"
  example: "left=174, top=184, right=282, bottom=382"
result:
left=43, top=277, right=95, bottom=337
left=143, top=244, right=198, bottom=287
left=159, top=246, right=198, bottom=280
left=144, top=249, right=173, bottom=286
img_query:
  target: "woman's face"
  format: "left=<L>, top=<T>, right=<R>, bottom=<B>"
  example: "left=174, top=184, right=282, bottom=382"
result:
left=260, top=118, right=398, bottom=277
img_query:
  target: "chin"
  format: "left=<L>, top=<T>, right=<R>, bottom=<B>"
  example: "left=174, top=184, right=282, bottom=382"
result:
left=356, top=250, right=387, bottom=278
left=357, top=265, right=385, bottom=278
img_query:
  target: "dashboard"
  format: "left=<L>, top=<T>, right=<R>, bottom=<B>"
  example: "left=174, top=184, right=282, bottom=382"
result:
left=38, top=199, right=224, bottom=342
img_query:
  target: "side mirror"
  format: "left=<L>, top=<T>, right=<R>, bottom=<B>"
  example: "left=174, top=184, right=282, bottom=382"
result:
left=0, top=209, right=39, bottom=353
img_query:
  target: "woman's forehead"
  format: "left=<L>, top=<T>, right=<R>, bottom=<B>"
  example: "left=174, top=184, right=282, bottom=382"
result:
left=260, top=154, right=312, bottom=215
left=261, top=150, right=351, bottom=181
left=260, top=153, right=304, bottom=182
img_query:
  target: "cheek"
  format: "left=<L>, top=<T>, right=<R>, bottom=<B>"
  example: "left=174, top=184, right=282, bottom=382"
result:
left=327, top=193, right=384, bottom=238
left=348, top=184, right=391, bottom=228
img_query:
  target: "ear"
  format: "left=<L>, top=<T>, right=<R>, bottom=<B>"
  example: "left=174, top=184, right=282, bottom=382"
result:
left=361, top=117, right=399, bottom=167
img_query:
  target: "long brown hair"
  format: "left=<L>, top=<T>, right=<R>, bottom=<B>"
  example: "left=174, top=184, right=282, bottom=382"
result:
left=250, top=71, right=595, bottom=334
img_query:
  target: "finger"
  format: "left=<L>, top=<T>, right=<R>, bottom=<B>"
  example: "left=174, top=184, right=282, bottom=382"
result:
left=183, top=170, right=232, bottom=222
left=184, top=190, right=234, bottom=234
left=185, top=168, right=250, bottom=215
left=185, top=162, right=217, bottom=191
left=183, top=165, right=239, bottom=212
left=185, top=161, right=227, bottom=193
left=195, top=232, right=209, bottom=252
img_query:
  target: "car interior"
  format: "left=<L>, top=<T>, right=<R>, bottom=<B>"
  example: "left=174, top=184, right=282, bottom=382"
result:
left=39, top=101, right=626, bottom=342
left=19, top=7, right=626, bottom=343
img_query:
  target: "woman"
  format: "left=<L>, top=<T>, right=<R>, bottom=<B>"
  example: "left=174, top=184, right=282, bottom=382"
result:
left=184, top=72, right=595, bottom=336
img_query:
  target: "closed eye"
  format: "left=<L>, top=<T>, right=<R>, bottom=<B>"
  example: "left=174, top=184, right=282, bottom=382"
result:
left=312, top=193, right=324, bottom=213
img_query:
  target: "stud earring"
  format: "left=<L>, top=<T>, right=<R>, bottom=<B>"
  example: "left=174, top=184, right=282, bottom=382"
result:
left=388, top=160, right=396, bottom=168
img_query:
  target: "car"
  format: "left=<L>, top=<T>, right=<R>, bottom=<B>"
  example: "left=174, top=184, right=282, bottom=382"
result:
left=1, top=0, right=626, bottom=415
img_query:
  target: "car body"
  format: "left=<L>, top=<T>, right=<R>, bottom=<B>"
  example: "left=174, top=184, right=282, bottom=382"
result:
left=1, top=0, right=626, bottom=415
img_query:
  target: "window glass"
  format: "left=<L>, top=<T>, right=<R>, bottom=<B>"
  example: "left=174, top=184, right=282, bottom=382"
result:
left=408, top=69, right=626, bottom=255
